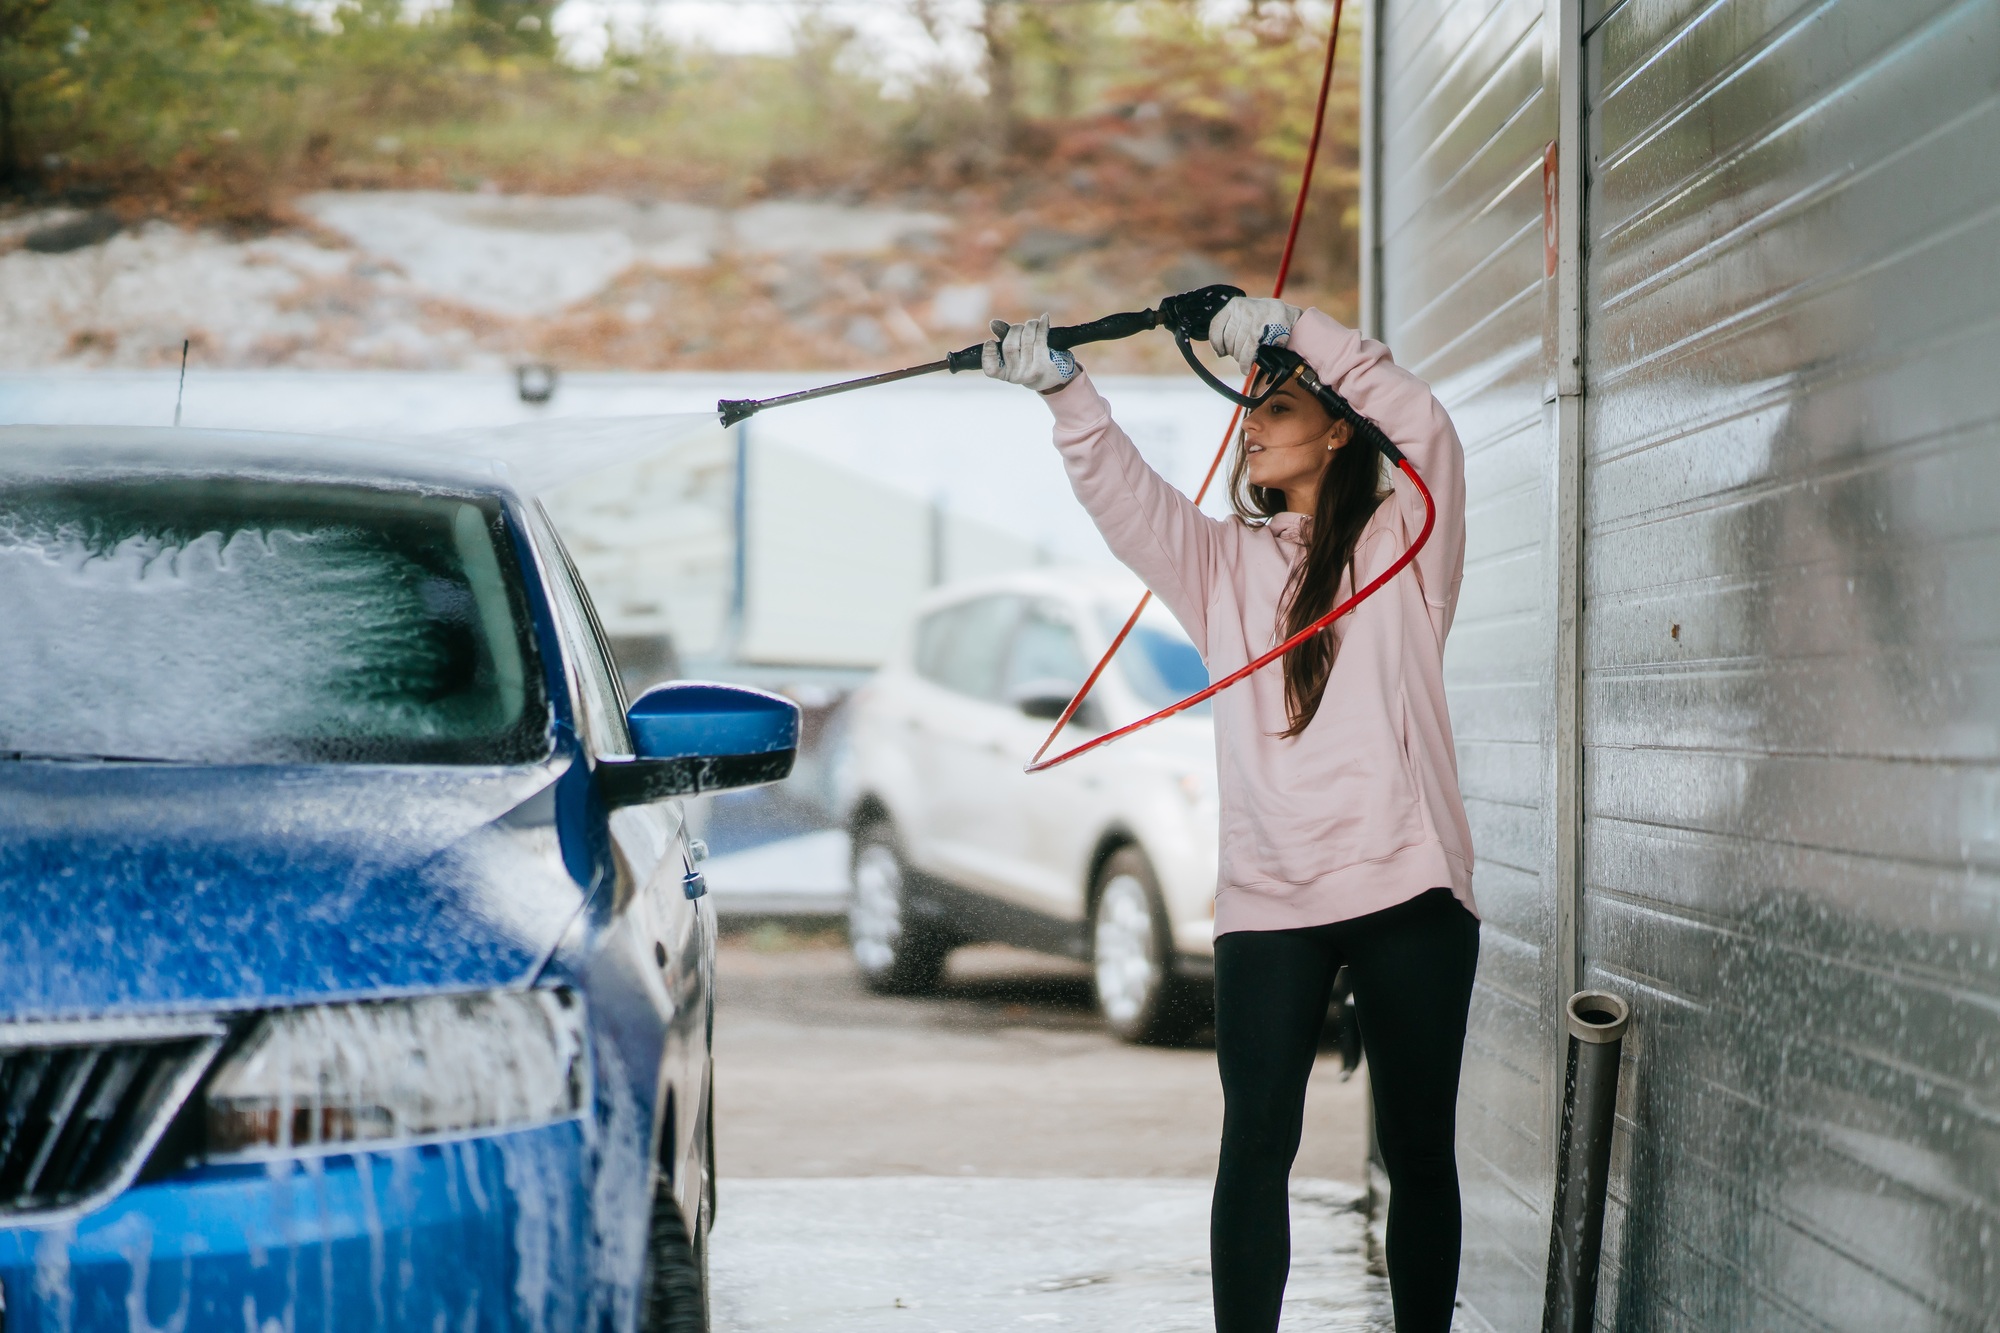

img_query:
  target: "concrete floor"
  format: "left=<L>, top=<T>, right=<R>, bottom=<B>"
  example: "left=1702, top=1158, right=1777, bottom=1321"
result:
left=710, top=1177, right=1389, bottom=1332
left=707, top=934, right=1390, bottom=1329
left=709, top=936, right=1371, bottom=1181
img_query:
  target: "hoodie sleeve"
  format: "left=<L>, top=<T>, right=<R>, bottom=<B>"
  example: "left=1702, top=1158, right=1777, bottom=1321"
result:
left=1040, top=371, right=1223, bottom=650
left=1286, top=309, right=1468, bottom=642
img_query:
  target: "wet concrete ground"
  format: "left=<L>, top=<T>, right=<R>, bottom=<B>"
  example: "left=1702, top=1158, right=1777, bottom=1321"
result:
left=711, top=1177, right=1388, bottom=1332
left=706, top=933, right=1390, bottom=1329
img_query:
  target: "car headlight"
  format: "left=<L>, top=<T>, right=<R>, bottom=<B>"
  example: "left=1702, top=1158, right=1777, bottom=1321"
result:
left=204, top=989, right=587, bottom=1158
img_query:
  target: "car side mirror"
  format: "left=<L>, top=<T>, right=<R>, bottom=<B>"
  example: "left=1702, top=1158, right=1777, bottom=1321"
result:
left=1009, top=679, right=1101, bottom=731
left=597, top=682, right=800, bottom=809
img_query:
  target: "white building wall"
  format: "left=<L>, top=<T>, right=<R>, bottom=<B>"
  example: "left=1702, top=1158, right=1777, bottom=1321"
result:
left=539, top=426, right=736, bottom=661
left=737, top=441, right=935, bottom=668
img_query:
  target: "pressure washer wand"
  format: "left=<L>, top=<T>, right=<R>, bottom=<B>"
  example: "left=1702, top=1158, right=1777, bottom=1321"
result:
left=716, top=293, right=1239, bottom=428
left=718, top=357, right=960, bottom=428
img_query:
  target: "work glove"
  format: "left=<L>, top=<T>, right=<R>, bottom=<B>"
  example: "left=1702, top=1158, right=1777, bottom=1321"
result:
left=1209, top=296, right=1304, bottom=376
left=983, top=314, right=1079, bottom=394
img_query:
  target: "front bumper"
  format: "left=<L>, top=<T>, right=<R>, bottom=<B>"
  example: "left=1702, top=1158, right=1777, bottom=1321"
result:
left=0, top=1120, right=591, bottom=1333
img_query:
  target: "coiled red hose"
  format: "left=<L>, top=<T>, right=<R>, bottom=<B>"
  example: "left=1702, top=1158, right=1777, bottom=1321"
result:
left=1026, top=0, right=1433, bottom=773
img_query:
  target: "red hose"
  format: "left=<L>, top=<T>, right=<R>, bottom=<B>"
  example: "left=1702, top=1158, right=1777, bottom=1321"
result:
left=1028, top=458, right=1433, bottom=771
left=1029, top=0, right=1397, bottom=774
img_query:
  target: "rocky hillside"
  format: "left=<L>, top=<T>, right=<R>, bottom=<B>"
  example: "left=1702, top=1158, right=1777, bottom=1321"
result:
left=0, top=2, right=1358, bottom=374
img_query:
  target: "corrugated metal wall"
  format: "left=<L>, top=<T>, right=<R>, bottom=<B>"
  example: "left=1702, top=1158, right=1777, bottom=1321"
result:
left=1367, top=1, right=1565, bottom=1326
left=1370, top=0, right=2000, bottom=1326
left=1579, top=0, right=2000, bottom=1325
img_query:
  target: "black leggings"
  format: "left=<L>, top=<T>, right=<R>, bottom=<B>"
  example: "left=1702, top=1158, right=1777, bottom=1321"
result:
left=1211, top=887, right=1479, bottom=1333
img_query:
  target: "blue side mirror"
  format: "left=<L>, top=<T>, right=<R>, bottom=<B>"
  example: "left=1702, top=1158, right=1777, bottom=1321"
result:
left=598, top=682, right=800, bottom=809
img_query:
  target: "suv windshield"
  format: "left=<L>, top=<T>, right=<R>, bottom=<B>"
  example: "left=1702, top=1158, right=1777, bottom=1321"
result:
left=1102, top=610, right=1212, bottom=715
left=0, top=477, right=549, bottom=765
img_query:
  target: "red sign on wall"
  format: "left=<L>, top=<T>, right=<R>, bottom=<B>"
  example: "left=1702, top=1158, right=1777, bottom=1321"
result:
left=1543, top=141, right=1560, bottom=279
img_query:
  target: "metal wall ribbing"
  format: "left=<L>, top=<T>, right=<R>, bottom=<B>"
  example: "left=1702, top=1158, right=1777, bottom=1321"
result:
left=1370, top=0, right=2000, bottom=1326
left=1367, top=0, right=1566, bottom=1325
left=1579, top=0, right=2000, bottom=1326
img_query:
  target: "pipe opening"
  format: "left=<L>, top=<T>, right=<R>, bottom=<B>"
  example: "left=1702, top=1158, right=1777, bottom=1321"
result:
left=1564, top=990, right=1630, bottom=1044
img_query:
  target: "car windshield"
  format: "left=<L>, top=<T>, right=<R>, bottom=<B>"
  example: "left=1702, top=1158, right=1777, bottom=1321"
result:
left=0, top=477, right=549, bottom=765
left=1101, top=609, right=1211, bottom=716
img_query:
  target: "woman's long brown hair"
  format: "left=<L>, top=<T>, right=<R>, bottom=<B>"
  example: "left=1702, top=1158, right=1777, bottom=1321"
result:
left=1229, top=394, right=1390, bottom=738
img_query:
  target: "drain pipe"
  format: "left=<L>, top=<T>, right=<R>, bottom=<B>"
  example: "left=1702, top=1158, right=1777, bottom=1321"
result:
left=1541, top=990, right=1631, bottom=1333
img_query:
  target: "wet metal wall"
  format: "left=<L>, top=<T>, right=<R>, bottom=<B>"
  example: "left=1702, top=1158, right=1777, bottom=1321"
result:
left=1579, top=0, right=2000, bottom=1324
left=1367, top=0, right=2000, bottom=1326
left=1363, top=0, right=1567, bottom=1327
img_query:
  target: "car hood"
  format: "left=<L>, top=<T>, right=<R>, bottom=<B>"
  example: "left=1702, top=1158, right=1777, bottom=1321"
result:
left=0, top=760, right=585, bottom=1021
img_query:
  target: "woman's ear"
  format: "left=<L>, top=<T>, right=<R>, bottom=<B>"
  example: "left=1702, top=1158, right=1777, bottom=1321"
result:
left=1326, top=418, right=1354, bottom=452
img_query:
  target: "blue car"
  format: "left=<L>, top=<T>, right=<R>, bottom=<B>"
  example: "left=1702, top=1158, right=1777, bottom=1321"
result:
left=0, top=426, right=799, bottom=1332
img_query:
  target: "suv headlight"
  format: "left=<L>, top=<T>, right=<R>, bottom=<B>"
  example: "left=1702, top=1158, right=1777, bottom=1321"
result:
left=204, top=989, right=587, bottom=1158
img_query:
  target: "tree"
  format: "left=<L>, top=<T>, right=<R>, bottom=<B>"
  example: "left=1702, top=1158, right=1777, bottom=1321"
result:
left=455, top=0, right=557, bottom=58
left=976, top=0, right=1021, bottom=148
left=0, top=0, right=58, bottom=187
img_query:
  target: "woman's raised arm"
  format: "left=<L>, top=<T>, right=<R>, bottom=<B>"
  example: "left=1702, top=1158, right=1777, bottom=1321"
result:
left=982, top=313, right=1224, bottom=647
left=1042, top=372, right=1224, bottom=648
left=1284, top=309, right=1467, bottom=638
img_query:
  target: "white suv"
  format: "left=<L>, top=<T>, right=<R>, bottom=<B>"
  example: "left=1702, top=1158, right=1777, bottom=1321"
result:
left=837, top=569, right=1219, bottom=1042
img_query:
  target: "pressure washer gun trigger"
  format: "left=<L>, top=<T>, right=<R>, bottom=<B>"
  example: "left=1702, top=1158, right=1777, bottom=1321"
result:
left=1154, top=284, right=1275, bottom=409
left=1155, top=283, right=1247, bottom=344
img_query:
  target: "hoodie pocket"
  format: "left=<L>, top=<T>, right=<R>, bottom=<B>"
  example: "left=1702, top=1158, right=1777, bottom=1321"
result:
left=1397, top=684, right=1432, bottom=836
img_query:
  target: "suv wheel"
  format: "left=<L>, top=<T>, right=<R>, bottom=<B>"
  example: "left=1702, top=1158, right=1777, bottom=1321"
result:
left=638, top=1176, right=708, bottom=1333
left=1091, top=847, right=1194, bottom=1044
left=849, top=819, right=948, bottom=994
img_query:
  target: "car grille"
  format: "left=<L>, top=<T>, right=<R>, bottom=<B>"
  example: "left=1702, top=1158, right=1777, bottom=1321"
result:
left=0, top=1018, right=224, bottom=1220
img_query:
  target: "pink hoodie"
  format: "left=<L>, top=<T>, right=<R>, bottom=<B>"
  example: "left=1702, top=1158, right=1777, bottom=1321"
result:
left=1043, top=309, right=1475, bottom=934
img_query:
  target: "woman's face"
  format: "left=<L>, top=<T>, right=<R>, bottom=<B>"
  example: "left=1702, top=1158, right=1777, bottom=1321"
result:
left=1241, top=381, right=1350, bottom=499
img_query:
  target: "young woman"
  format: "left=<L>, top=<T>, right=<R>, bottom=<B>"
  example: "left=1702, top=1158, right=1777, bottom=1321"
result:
left=984, top=299, right=1478, bottom=1333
